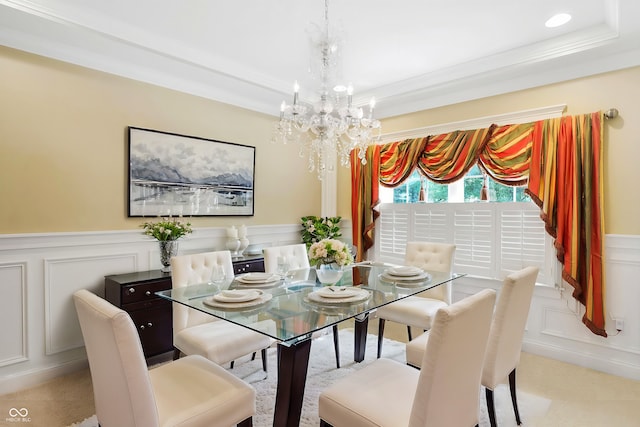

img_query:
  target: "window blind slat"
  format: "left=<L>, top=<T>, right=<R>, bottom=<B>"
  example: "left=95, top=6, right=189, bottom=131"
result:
left=375, top=202, right=554, bottom=285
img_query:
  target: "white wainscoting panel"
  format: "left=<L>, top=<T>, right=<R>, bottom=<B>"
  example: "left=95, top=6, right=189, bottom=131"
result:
left=45, top=253, right=138, bottom=355
left=0, top=262, right=27, bottom=367
left=0, top=224, right=308, bottom=394
left=0, top=226, right=634, bottom=396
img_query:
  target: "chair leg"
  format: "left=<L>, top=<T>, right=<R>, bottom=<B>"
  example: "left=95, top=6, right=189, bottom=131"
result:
left=377, top=318, right=386, bottom=358
left=485, top=387, right=497, bottom=427
left=320, top=419, right=333, bottom=427
left=261, top=348, right=268, bottom=372
left=251, top=352, right=256, bottom=361
left=407, top=325, right=413, bottom=342
left=332, top=325, right=340, bottom=368
left=230, top=360, right=235, bottom=369
left=509, top=368, right=522, bottom=425
left=172, top=347, right=181, bottom=360
left=237, top=416, right=253, bottom=427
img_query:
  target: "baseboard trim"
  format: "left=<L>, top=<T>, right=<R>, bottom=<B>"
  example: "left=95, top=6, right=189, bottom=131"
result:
left=522, top=339, right=640, bottom=381
left=0, top=357, right=89, bottom=395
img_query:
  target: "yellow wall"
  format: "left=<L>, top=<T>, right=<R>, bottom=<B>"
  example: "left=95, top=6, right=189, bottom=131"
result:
left=370, top=66, right=640, bottom=235
left=0, top=46, right=321, bottom=234
left=2, top=43, right=638, bottom=236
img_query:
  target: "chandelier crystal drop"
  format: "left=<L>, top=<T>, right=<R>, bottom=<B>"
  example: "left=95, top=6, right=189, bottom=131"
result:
left=271, top=0, right=381, bottom=180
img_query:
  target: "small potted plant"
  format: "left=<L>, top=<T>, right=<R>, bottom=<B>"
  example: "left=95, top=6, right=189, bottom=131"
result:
left=301, top=216, right=342, bottom=249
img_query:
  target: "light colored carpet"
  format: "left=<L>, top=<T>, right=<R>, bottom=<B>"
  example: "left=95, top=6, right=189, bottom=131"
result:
left=69, top=330, right=550, bottom=426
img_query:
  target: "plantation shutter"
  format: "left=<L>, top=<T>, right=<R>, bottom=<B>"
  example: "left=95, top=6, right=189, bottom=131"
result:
left=375, top=202, right=553, bottom=285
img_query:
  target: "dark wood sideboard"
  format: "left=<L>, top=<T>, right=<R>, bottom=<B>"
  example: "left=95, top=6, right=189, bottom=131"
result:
left=104, top=255, right=265, bottom=358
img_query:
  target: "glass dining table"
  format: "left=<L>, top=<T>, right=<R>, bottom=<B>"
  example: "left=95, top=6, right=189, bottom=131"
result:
left=157, top=262, right=464, bottom=427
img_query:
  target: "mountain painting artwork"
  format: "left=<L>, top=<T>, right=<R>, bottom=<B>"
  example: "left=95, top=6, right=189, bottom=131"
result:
left=128, top=126, right=255, bottom=217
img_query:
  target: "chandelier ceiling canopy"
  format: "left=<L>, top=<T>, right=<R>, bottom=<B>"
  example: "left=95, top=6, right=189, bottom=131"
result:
left=272, top=0, right=381, bottom=180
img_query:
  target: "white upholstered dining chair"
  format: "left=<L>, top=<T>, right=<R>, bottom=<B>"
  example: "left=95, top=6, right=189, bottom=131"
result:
left=406, top=266, right=539, bottom=427
left=73, top=289, right=255, bottom=427
left=319, top=288, right=496, bottom=427
left=375, top=241, right=456, bottom=358
left=263, top=243, right=341, bottom=368
left=171, top=250, right=274, bottom=371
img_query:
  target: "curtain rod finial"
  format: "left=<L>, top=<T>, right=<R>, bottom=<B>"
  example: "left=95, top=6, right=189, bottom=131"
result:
left=604, top=108, right=619, bottom=119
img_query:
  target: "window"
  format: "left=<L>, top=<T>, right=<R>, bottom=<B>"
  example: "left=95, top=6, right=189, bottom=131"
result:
left=376, top=169, right=556, bottom=286
left=382, top=167, right=529, bottom=204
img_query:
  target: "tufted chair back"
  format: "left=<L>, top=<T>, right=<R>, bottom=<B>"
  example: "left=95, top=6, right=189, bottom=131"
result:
left=170, top=251, right=235, bottom=334
left=404, top=241, right=456, bottom=304
left=263, top=244, right=310, bottom=272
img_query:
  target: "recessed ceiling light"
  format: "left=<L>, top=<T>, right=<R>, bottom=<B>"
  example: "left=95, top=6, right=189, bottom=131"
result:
left=545, top=13, right=572, bottom=28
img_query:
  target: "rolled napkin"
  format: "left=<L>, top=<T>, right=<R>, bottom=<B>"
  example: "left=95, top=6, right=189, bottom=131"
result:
left=213, top=289, right=262, bottom=303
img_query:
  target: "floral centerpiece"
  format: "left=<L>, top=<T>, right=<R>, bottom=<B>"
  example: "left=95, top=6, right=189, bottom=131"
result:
left=308, top=238, right=353, bottom=285
left=141, top=217, right=192, bottom=272
left=308, top=238, right=353, bottom=267
left=301, top=216, right=342, bottom=249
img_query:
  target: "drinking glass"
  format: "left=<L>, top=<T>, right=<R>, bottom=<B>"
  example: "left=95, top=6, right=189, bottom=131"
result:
left=276, top=256, right=289, bottom=277
left=209, top=265, right=226, bottom=286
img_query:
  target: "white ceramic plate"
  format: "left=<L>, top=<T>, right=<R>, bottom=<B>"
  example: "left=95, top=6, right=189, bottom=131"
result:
left=212, top=289, right=263, bottom=303
left=307, top=288, right=370, bottom=304
left=316, top=286, right=361, bottom=299
left=380, top=271, right=432, bottom=284
left=387, top=266, right=423, bottom=277
left=238, top=273, right=279, bottom=282
left=203, top=293, right=273, bottom=309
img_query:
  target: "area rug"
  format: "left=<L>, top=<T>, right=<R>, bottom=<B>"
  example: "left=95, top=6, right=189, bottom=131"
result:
left=69, top=330, right=550, bottom=427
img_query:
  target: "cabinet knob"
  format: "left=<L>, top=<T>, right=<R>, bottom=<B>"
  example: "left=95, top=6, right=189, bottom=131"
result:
left=146, top=291, right=151, bottom=296
left=128, top=288, right=135, bottom=294
left=139, top=324, right=145, bottom=330
left=147, top=322, right=153, bottom=327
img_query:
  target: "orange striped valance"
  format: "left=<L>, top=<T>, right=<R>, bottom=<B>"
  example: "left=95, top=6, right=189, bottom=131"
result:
left=351, top=112, right=606, bottom=336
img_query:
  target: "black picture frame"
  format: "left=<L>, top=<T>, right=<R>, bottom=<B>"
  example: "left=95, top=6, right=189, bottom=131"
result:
left=128, top=127, right=255, bottom=217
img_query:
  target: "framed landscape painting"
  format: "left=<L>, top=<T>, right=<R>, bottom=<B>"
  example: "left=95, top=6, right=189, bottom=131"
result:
left=128, top=127, right=255, bottom=217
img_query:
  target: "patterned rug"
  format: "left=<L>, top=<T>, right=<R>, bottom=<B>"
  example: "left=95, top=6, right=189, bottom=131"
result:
left=69, top=330, right=550, bottom=426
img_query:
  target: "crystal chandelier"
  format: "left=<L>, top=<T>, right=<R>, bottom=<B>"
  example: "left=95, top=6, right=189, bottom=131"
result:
left=271, top=0, right=381, bottom=180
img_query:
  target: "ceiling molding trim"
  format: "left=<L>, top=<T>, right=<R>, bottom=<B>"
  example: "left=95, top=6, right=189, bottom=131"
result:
left=379, top=104, right=567, bottom=144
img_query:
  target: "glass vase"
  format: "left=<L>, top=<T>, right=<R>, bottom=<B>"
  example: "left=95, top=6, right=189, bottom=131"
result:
left=159, top=240, right=179, bottom=273
left=316, top=263, right=344, bottom=286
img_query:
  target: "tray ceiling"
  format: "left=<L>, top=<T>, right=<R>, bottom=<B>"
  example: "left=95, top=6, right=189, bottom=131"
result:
left=1, top=0, right=639, bottom=118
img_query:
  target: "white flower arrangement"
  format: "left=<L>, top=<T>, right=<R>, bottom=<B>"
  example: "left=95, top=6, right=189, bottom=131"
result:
left=308, top=238, right=354, bottom=268
left=141, top=217, right=192, bottom=241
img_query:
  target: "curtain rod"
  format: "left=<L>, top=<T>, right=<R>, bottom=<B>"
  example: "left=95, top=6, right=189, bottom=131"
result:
left=604, top=108, right=619, bottom=119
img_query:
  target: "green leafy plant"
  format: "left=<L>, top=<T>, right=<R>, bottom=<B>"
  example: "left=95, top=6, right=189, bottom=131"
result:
left=301, top=216, right=342, bottom=248
left=307, top=238, right=354, bottom=267
left=141, top=217, right=193, bottom=241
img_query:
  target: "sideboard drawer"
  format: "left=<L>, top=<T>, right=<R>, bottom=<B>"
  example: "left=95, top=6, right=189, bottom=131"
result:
left=121, top=279, right=172, bottom=306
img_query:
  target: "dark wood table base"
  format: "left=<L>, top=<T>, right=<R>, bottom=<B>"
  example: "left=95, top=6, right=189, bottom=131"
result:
left=273, top=337, right=312, bottom=427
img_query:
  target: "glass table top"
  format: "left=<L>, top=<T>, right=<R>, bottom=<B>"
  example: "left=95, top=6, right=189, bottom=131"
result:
left=156, top=262, right=464, bottom=346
